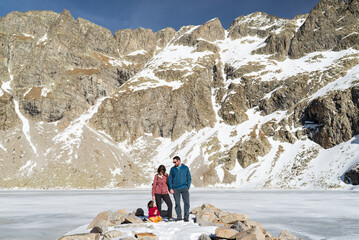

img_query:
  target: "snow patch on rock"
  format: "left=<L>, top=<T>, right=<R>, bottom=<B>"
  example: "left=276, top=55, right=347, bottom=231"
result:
left=37, top=33, right=47, bottom=45
left=13, top=99, right=38, bottom=156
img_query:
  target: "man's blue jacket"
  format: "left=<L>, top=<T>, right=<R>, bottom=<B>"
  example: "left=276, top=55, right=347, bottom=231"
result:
left=168, top=164, right=191, bottom=190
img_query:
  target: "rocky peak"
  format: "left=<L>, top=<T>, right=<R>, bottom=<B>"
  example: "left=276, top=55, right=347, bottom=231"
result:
left=227, top=12, right=288, bottom=39
left=251, top=13, right=307, bottom=60
left=195, top=17, right=225, bottom=42
left=114, top=27, right=157, bottom=55
left=0, top=10, right=59, bottom=36
left=59, top=9, right=74, bottom=21
left=0, top=9, right=137, bottom=129
left=114, top=27, right=176, bottom=68
left=174, top=17, right=225, bottom=46
left=77, top=17, right=118, bottom=56
left=127, top=27, right=176, bottom=52
left=312, top=0, right=344, bottom=12
left=154, top=27, right=176, bottom=48
left=289, top=0, right=359, bottom=58
left=50, top=9, right=77, bottom=37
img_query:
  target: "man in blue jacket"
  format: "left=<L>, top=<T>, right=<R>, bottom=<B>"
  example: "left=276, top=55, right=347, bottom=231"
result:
left=169, top=156, right=191, bottom=222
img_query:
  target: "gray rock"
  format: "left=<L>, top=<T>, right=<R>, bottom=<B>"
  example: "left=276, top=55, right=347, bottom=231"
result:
left=123, top=214, right=143, bottom=224
left=233, top=226, right=266, bottom=240
left=230, top=222, right=244, bottom=232
left=227, top=12, right=286, bottom=40
left=278, top=230, right=299, bottom=240
left=198, top=234, right=211, bottom=240
left=344, top=163, right=359, bottom=185
left=236, top=133, right=272, bottom=168
left=0, top=92, right=19, bottom=130
left=103, top=230, right=123, bottom=239
left=112, top=212, right=126, bottom=225
left=90, top=226, right=103, bottom=234
left=134, top=232, right=157, bottom=240
left=87, top=210, right=113, bottom=230
left=90, top=68, right=217, bottom=142
left=95, top=219, right=108, bottom=233
left=193, top=204, right=249, bottom=227
left=301, top=87, right=359, bottom=149
left=215, top=227, right=239, bottom=239
left=58, top=233, right=100, bottom=240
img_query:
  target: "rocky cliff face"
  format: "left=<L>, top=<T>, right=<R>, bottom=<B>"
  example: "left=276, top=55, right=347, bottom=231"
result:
left=344, top=162, right=359, bottom=185
left=1, top=0, right=359, bottom=189
left=289, top=0, right=359, bottom=58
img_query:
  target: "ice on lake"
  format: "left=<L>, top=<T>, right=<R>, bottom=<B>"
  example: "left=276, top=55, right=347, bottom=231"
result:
left=0, top=189, right=358, bottom=240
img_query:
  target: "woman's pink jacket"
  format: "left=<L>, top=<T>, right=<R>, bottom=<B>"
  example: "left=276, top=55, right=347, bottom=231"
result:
left=152, top=174, right=169, bottom=197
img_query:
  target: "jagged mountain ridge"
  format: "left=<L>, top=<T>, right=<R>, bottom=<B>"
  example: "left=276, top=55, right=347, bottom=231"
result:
left=1, top=0, right=359, bottom=189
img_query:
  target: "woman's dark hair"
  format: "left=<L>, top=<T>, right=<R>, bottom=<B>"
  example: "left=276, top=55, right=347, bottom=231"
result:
left=148, top=200, right=154, bottom=209
left=157, top=165, right=166, bottom=175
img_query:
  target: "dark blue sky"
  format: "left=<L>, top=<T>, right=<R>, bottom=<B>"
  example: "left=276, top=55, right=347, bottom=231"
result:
left=0, top=0, right=320, bottom=33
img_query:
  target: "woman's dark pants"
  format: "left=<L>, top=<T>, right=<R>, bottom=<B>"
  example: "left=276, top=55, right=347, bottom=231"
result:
left=155, top=193, right=173, bottom=219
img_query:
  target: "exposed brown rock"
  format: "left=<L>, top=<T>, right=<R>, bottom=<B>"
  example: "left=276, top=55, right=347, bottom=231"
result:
left=88, top=210, right=113, bottom=230
left=277, top=230, right=299, bottom=240
left=58, top=233, right=100, bottom=240
left=344, top=162, right=359, bottom=185
left=236, top=129, right=272, bottom=168
left=220, top=213, right=248, bottom=224
left=155, top=27, right=176, bottom=48
left=115, top=28, right=157, bottom=55
left=254, top=31, right=293, bottom=61
left=123, top=214, right=143, bottom=224
left=90, top=227, right=103, bottom=234
left=0, top=91, right=19, bottom=130
left=110, top=211, right=126, bottom=226
left=253, top=14, right=307, bottom=60
left=234, top=226, right=266, bottom=240
left=301, top=87, right=359, bottom=148
left=192, top=203, right=248, bottom=227
left=227, top=12, right=288, bottom=40
left=219, top=83, right=248, bottom=125
left=103, top=230, right=123, bottom=239
left=175, top=18, right=225, bottom=46
left=134, top=232, right=157, bottom=240
left=289, top=0, right=359, bottom=58
left=215, top=226, right=239, bottom=239
left=198, top=234, right=211, bottom=240
left=0, top=9, right=132, bottom=129
left=90, top=69, right=216, bottom=142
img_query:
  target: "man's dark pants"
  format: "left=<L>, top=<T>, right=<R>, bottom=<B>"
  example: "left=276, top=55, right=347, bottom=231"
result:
left=173, top=187, right=190, bottom=219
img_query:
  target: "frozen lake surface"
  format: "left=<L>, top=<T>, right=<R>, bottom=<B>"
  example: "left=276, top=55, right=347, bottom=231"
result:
left=0, top=189, right=358, bottom=240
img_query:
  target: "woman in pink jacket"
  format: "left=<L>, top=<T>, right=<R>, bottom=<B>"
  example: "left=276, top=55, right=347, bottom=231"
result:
left=152, top=165, right=173, bottom=221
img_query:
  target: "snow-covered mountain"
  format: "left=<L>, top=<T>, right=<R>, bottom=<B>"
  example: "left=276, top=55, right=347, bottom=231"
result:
left=1, top=0, right=359, bottom=189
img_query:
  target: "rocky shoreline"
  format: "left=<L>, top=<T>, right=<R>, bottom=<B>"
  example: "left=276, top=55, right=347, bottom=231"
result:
left=59, top=204, right=301, bottom=240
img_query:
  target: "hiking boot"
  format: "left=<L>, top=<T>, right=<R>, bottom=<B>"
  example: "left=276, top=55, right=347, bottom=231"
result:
left=175, top=218, right=183, bottom=221
left=184, top=217, right=189, bottom=222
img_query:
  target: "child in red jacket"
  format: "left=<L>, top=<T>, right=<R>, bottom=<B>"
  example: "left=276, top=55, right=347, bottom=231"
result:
left=148, top=200, right=162, bottom=223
